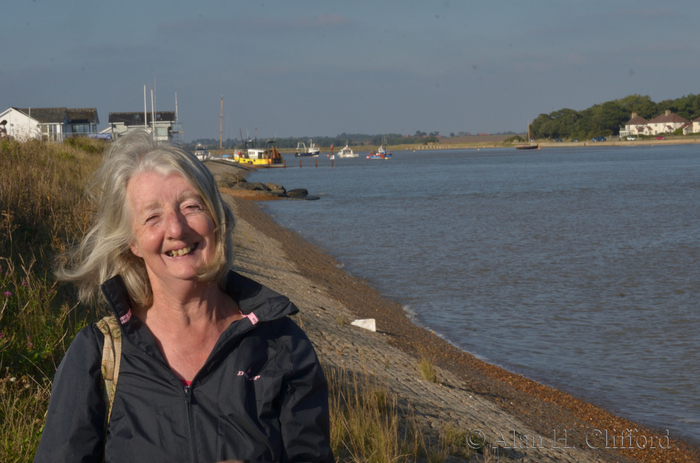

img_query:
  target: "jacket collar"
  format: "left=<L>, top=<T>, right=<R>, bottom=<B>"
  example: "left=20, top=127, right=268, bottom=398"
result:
left=99, top=271, right=299, bottom=334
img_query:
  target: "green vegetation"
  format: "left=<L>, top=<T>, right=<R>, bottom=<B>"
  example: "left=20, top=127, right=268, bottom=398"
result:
left=531, top=93, right=700, bottom=140
left=419, top=358, right=439, bottom=384
left=0, top=137, right=105, bottom=461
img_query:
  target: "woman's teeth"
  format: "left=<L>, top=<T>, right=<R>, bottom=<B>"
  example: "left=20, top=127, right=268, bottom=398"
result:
left=167, top=244, right=195, bottom=257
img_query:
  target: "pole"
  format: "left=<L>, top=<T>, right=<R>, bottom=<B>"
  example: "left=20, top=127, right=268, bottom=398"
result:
left=144, top=85, right=147, bottom=129
left=220, top=97, right=223, bottom=152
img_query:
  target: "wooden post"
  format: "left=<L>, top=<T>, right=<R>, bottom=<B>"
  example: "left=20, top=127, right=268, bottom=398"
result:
left=315, top=159, right=318, bottom=168
left=299, top=159, right=302, bottom=168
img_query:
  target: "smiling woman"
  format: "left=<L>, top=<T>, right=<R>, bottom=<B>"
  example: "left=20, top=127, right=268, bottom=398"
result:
left=34, top=131, right=333, bottom=463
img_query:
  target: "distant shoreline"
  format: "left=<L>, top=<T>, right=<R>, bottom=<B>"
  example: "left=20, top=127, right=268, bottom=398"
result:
left=269, top=136, right=700, bottom=155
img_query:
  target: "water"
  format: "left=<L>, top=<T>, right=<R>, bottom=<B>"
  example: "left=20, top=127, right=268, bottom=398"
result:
left=252, top=145, right=700, bottom=444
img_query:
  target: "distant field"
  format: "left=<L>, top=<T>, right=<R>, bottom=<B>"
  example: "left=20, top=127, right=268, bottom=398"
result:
left=440, top=134, right=513, bottom=144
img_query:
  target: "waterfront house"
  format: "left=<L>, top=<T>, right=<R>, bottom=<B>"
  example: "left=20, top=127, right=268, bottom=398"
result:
left=620, top=110, right=692, bottom=137
left=108, top=111, right=181, bottom=142
left=647, top=110, right=690, bottom=135
left=620, top=113, right=650, bottom=137
left=0, top=107, right=99, bottom=141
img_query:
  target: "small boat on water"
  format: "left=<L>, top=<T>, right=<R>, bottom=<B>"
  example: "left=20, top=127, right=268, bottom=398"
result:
left=516, top=122, right=539, bottom=150
left=367, top=137, right=392, bottom=159
left=234, top=138, right=284, bottom=167
left=366, top=149, right=392, bottom=160
left=295, top=140, right=320, bottom=157
left=336, top=144, right=358, bottom=158
left=194, top=143, right=210, bottom=161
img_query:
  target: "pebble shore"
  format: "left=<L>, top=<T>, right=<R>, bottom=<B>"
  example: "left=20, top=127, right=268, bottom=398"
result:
left=207, top=160, right=698, bottom=463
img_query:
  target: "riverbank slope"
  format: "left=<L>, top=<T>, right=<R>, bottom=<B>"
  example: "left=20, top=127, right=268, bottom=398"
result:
left=207, top=160, right=698, bottom=463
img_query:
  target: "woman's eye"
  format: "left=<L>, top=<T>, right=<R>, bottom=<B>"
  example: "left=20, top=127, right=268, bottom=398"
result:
left=183, top=203, right=201, bottom=213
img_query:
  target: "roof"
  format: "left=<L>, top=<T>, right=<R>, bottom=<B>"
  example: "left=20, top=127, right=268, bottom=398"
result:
left=15, top=107, right=68, bottom=124
left=626, top=115, right=648, bottom=125
left=67, top=108, right=99, bottom=124
left=13, top=107, right=99, bottom=125
left=109, top=111, right=176, bottom=125
left=648, top=111, right=690, bottom=124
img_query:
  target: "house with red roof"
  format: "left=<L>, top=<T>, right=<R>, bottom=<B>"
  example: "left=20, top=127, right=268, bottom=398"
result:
left=647, top=110, right=690, bottom=135
left=620, top=112, right=650, bottom=136
left=620, top=110, right=691, bottom=137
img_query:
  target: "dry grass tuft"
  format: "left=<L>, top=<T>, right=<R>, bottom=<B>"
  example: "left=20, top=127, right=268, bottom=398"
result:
left=0, top=138, right=104, bottom=461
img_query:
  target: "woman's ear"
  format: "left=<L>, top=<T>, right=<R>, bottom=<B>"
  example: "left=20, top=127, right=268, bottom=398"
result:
left=129, top=242, right=143, bottom=258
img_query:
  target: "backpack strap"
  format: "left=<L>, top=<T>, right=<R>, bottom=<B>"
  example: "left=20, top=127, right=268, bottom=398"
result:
left=96, top=315, right=122, bottom=426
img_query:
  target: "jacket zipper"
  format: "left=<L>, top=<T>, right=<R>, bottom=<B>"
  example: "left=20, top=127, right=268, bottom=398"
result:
left=184, top=385, right=197, bottom=463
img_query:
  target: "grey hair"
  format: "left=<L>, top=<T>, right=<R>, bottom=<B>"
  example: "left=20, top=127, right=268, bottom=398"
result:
left=57, top=130, right=235, bottom=309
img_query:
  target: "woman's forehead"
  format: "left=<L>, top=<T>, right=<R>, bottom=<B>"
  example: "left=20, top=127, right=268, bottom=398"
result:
left=127, top=172, right=202, bottom=206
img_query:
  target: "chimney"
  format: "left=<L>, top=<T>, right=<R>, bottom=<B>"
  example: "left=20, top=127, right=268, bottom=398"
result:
left=631, top=112, right=637, bottom=118
left=665, top=110, right=671, bottom=116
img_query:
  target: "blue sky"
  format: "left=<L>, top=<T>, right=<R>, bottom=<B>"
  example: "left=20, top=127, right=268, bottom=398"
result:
left=2, top=1, right=698, bottom=142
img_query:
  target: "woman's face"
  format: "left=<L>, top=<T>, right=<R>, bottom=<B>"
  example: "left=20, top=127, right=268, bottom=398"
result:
left=126, top=171, right=216, bottom=291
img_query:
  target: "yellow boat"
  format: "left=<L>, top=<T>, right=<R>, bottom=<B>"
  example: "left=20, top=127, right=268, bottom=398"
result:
left=234, top=139, right=284, bottom=167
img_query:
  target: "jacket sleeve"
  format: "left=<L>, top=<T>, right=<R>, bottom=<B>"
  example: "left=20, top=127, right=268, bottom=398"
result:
left=278, top=322, right=334, bottom=463
left=34, top=325, right=106, bottom=463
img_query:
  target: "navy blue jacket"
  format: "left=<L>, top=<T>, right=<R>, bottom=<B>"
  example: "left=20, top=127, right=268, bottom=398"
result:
left=35, top=272, right=333, bottom=463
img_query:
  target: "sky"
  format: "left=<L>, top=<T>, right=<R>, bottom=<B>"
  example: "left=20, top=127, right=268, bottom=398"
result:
left=2, top=0, right=699, bottom=142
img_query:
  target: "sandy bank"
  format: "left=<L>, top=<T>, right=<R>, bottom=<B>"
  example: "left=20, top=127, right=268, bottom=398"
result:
left=206, top=160, right=698, bottom=463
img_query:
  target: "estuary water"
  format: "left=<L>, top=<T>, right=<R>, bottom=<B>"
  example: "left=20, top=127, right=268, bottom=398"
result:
left=252, top=144, right=700, bottom=444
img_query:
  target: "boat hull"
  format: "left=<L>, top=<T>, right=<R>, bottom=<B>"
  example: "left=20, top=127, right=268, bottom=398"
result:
left=515, top=144, right=539, bottom=150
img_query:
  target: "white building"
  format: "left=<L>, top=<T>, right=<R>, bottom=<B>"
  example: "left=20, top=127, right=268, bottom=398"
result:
left=108, top=111, right=182, bottom=142
left=619, top=113, right=650, bottom=137
left=647, top=110, right=690, bottom=135
left=0, top=107, right=99, bottom=141
left=620, top=110, right=691, bottom=137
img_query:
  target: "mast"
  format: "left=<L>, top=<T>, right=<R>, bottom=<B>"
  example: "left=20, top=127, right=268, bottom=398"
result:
left=143, top=85, right=147, bottom=129
left=220, top=96, right=223, bottom=152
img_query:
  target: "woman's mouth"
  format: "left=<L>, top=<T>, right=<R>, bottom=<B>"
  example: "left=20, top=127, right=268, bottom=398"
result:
left=166, top=243, right=198, bottom=257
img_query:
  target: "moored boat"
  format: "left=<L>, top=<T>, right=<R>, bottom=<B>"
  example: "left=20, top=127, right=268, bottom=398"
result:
left=367, top=137, right=392, bottom=159
left=234, top=139, right=284, bottom=167
left=336, top=144, right=358, bottom=158
left=516, top=122, right=539, bottom=150
left=295, top=140, right=320, bottom=157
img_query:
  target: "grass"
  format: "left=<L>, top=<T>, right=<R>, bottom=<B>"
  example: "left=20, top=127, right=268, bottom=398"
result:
left=0, top=137, right=104, bottom=461
left=327, top=366, right=476, bottom=462
left=419, top=358, right=438, bottom=384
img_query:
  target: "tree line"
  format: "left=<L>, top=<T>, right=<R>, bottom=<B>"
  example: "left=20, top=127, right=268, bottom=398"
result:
left=529, top=94, right=700, bottom=140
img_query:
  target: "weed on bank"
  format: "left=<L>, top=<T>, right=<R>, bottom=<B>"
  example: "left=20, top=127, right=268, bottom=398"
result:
left=0, top=137, right=104, bottom=461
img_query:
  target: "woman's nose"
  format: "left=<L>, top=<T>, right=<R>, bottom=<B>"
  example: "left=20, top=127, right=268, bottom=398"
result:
left=164, top=210, right=188, bottom=238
